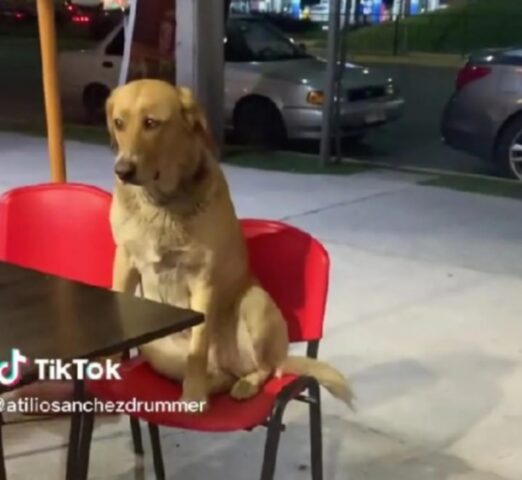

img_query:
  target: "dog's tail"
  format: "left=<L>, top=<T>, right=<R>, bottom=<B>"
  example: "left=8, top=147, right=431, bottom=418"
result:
left=279, top=356, right=354, bottom=409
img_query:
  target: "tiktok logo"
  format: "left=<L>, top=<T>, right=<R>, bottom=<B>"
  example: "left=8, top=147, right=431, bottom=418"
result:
left=0, top=349, right=30, bottom=387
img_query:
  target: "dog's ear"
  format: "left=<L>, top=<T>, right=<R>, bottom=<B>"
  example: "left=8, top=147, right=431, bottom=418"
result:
left=176, top=86, right=216, bottom=153
left=105, top=91, right=117, bottom=151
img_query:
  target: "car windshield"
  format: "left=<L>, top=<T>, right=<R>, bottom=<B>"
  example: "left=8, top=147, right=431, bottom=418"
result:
left=90, top=11, right=123, bottom=41
left=226, top=19, right=310, bottom=62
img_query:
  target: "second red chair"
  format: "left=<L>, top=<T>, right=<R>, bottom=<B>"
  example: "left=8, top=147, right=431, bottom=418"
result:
left=87, top=219, right=331, bottom=480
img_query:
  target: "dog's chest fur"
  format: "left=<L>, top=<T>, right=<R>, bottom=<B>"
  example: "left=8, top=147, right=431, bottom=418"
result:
left=112, top=188, right=208, bottom=306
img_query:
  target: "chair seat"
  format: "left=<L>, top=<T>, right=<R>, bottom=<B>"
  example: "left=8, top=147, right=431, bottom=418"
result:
left=87, top=357, right=298, bottom=432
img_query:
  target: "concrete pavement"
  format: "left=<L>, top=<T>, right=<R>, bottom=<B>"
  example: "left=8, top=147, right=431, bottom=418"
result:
left=1, top=132, right=521, bottom=479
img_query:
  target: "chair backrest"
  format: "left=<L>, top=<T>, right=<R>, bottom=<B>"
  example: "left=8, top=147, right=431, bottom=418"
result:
left=0, top=190, right=328, bottom=340
left=240, top=219, right=329, bottom=343
left=0, top=183, right=115, bottom=289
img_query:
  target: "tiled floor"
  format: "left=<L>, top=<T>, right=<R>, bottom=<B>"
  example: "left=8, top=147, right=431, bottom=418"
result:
left=1, top=133, right=522, bottom=479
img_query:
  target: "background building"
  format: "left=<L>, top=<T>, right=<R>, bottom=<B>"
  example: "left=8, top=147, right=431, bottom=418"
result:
left=230, top=0, right=445, bottom=20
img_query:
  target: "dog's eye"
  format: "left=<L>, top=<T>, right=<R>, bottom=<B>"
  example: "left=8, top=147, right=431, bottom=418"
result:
left=143, top=117, right=160, bottom=130
left=114, top=118, right=124, bottom=131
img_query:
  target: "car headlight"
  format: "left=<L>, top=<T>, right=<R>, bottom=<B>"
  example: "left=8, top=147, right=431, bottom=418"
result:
left=386, top=79, right=399, bottom=96
left=307, top=90, right=324, bottom=106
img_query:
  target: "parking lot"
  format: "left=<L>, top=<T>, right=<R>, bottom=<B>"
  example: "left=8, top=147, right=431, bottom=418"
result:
left=0, top=37, right=498, bottom=178
left=344, top=62, right=498, bottom=176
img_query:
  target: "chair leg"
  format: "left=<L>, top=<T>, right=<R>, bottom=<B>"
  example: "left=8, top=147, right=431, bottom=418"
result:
left=260, top=375, right=317, bottom=480
left=122, top=349, right=144, bottom=457
left=309, top=382, right=323, bottom=480
left=260, top=409, right=284, bottom=480
left=148, top=423, right=165, bottom=480
left=0, top=415, right=6, bottom=480
left=77, top=410, right=95, bottom=480
left=130, top=417, right=144, bottom=455
left=66, top=380, right=86, bottom=480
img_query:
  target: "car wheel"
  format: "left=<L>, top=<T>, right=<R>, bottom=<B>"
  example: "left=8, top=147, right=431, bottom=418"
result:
left=83, top=84, right=110, bottom=124
left=234, top=98, right=287, bottom=148
left=495, top=114, right=522, bottom=180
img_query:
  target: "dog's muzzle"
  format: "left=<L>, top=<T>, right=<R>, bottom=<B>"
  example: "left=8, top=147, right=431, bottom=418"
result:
left=114, top=160, right=137, bottom=183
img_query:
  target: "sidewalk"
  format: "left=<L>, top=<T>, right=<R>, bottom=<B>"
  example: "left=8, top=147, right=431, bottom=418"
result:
left=2, top=132, right=522, bottom=479
left=303, top=40, right=464, bottom=68
left=348, top=52, right=464, bottom=68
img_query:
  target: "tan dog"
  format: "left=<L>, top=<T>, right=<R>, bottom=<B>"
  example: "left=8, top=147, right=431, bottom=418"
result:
left=107, top=79, right=353, bottom=408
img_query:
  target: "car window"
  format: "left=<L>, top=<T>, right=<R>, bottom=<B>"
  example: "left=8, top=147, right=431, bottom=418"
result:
left=225, top=19, right=309, bottom=62
left=105, top=28, right=124, bottom=56
left=90, top=11, right=122, bottom=41
left=225, top=23, right=252, bottom=62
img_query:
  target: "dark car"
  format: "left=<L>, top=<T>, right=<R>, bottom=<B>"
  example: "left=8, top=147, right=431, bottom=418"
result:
left=442, top=47, right=522, bottom=180
left=0, top=1, right=98, bottom=27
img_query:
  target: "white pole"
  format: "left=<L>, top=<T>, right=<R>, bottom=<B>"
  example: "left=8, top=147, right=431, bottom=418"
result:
left=272, top=0, right=283, bottom=12
left=118, top=0, right=137, bottom=85
left=176, top=0, right=225, bottom=153
left=392, top=0, right=401, bottom=17
left=428, top=0, right=439, bottom=11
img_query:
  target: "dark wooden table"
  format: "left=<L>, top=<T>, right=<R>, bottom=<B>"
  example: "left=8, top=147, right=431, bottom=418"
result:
left=0, top=261, right=203, bottom=480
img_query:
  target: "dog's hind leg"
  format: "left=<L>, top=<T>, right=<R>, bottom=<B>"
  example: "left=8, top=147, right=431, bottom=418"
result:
left=230, top=367, right=272, bottom=400
left=208, top=370, right=236, bottom=395
left=140, top=334, right=189, bottom=382
left=140, top=334, right=234, bottom=396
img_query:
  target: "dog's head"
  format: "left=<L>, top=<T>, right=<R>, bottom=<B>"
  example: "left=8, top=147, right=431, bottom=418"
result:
left=105, top=80, right=215, bottom=197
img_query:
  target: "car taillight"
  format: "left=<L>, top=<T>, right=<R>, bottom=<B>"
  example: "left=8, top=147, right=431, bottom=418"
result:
left=456, top=64, right=491, bottom=91
left=72, top=15, right=91, bottom=24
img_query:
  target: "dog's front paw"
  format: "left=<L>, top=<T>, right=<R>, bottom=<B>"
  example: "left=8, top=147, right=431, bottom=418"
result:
left=181, top=378, right=208, bottom=413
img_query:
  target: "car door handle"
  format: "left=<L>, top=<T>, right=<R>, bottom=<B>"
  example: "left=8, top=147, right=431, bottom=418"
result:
left=102, top=61, right=113, bottom=68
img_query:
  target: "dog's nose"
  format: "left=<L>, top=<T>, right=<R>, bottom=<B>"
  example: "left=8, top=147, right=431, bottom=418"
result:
left=114, top=161, right=136, bottom=182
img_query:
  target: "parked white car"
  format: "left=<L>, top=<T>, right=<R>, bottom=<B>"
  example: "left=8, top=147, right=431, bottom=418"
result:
left=59, top=15, right=404, bottom=145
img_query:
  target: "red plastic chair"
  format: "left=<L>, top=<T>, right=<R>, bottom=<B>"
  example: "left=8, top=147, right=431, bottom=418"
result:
left=87, top=219, right=330, bottom=480
left=0, top=183, right=114, bottom=288
left=0, top=183, right=115, bottom=480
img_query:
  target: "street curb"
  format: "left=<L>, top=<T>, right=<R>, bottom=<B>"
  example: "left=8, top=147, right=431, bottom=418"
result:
left=270, top=149, right=520, bottom=185
left=340, top=156, right=515, bottom=183
left=1, top=126, right=519, bottom=187
left=347, top=53, right=464, bottom=69
left=303, top=41, right=464, bottom=68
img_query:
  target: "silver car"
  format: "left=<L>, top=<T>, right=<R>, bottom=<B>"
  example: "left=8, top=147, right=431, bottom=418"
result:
left=442, top=47, right=522, bottom=180
left=59, top=15, right=404, bottom=145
